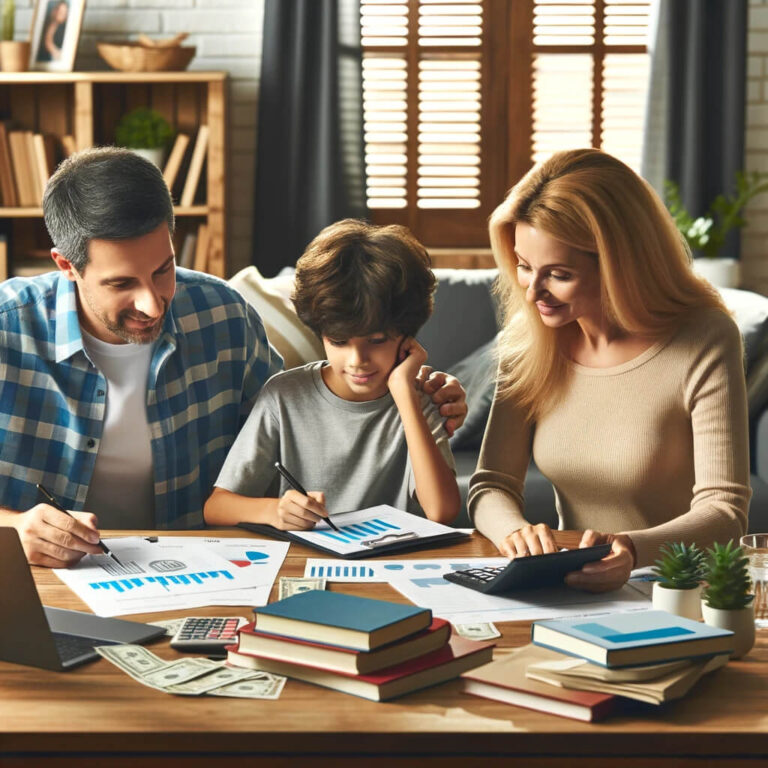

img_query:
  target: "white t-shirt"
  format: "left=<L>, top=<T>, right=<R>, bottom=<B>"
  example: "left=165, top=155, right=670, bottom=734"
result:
left=82, top=329, right=155, bottom=529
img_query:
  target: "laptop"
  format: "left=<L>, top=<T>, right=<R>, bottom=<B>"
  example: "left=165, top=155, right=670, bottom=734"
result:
left=0, top=527, right=165, bottom=671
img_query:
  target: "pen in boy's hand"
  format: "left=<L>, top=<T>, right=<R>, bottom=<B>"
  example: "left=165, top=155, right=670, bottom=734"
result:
left=273, top=462, right=341, bottom=532
left=36, top=483, right=124, bottom=566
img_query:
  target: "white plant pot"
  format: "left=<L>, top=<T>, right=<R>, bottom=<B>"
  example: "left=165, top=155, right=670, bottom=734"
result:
left=130, top=147, right=165, bottom=168
left=692, top=257, right=740, bottom=288
left=701, top=602, right=755, bottom=659
left=652, top=582, right=703, bottom=620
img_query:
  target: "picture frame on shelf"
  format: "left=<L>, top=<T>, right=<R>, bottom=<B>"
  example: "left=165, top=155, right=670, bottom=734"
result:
left=29, top=0, right=86, bottom=72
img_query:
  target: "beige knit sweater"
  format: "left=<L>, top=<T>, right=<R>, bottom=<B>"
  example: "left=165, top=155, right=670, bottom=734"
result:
left=468, top=308, right=751, bottom=567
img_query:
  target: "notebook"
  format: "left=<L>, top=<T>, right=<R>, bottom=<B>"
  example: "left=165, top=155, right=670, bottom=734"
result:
left=0, top=527, right=164, bottom=671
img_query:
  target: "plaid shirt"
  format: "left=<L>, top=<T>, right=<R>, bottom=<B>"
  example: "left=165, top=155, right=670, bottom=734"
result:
left=0, top=268, right=283, bottom=528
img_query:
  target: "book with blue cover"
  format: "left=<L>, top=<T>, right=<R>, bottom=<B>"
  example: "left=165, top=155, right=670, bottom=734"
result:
left=531, top=610, right=734, bottom=667
left=254, top=590, right=432, bottom=651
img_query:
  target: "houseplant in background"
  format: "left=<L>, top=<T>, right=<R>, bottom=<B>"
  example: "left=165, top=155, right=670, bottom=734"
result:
left=0, top=0, right=29, bottom=72
left=115, top=107, right=174, bottom=168
left=652, top=541, right=706, bottom=620
left=665, top=171, right=768, bottom=288
left=701, top=540, right=755, bottom=659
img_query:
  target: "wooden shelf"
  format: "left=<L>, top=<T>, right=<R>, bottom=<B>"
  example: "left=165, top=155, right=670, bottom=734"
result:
left=0, top=71, right=227, bottom=279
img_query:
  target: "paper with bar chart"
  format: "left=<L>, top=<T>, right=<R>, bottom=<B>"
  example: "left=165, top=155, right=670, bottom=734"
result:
left=288, top=505, right=459, bottom=556
left=53, top=537, right=288, bottom=616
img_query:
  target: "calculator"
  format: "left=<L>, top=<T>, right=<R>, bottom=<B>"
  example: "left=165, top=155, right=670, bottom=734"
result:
left=170, top=616, right=248, bottom=654
left=442, top=544, right=611, bottom=594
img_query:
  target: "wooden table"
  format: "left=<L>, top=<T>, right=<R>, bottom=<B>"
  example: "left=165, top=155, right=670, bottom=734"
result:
left=1, top=529, right=766, bottom=767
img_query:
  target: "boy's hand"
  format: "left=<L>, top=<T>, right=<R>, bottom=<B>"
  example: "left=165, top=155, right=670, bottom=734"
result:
left=274, top=490, right=328, bottom=531
left=388, top=338, right=428, bottom=401
left=417, top=368, right=467, bottom=437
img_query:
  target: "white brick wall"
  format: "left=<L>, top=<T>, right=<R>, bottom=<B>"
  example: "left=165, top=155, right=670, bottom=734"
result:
left=743, top=0, right=768, bottom=293
left=13, top=0, right=264, bottom=276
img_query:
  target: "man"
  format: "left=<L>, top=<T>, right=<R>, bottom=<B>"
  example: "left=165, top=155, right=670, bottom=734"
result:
left=0, top=148, right=467, bottom=567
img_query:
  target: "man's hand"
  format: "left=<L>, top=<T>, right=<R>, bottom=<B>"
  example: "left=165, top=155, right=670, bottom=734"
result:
left=564, top=529, right=636, bottom=593
left=274, top=490, right=328, bottom=531
left=12, top=504, right=102, bottom=568
left=416, top=366, right=467, bottom=437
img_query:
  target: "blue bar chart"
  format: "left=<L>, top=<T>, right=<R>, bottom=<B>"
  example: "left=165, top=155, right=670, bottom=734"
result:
left=89, top=569, right=235, bottom=593
left=307, top=564, right=376, bottom=579
left=313, top=517, right=400, bottom=545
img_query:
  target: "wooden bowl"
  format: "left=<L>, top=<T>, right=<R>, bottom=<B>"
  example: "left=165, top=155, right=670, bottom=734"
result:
left=97, top=42, right=196, bottom=72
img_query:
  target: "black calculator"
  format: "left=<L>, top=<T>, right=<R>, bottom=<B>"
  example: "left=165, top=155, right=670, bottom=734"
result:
left=170, top=616, right=247, bottom=654
left=442, top=544, right=611, bottom=594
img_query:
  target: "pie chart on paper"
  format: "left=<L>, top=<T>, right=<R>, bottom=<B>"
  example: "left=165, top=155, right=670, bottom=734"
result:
left=231, top=550, right=270, bottom=568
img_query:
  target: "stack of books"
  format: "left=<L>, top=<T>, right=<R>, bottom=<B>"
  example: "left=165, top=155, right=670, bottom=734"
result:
left=226, top=590, right=494, bottom=701
left=461, top=610, right=734, bottom=722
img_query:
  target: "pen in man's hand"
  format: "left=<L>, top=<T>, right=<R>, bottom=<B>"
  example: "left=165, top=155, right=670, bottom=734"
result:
left=273, top=462, right=341, bottom=532
left=36, top=483, right=124, bottom=566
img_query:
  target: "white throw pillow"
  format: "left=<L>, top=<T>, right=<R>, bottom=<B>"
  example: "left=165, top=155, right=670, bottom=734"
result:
left=229, top=266, right=324, bottom=370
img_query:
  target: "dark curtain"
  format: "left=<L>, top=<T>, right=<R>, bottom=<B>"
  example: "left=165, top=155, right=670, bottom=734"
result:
left=665, top=0, right=748, bottom=259
left=253, top=0, right=368, bottom=276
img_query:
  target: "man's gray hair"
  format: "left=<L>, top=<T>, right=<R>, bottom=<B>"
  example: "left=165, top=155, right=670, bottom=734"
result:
left=43, top=146, right=175, bottom=272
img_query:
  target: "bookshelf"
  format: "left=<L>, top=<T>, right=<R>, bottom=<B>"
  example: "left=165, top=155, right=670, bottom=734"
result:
left=0, top=71, right=227, bottom=279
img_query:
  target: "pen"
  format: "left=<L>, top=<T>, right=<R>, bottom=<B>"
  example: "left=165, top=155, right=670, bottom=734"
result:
left=273, top=462, right=341, bottom=532
left=36, top=483, right=124, bottom=566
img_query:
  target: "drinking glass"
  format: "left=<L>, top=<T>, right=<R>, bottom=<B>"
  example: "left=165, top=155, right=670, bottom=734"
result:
left=741, top=534, right=768, bottom=629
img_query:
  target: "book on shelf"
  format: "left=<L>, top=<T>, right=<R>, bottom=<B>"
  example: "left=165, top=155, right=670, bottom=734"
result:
left=230, top=634, right=494, bottom=702
left=233, top=617, right=452, bottom=676
left=180, top=124, right=209, bottom=207
left=526, top=650, right=729, bottom=706
left=0, top=122, right=18, bottom=207
left=461, top=643, right=621, bottom=723
left=193, top=224, right=209, bottom=273
left=32, top=134, right=51, bottom=199
left=0, top=236, right=7, bottom=281
left=163, top=132, right=190, bottom=194
left=531, top=610, right=734, bottom=668
left=8, top=130, right=36, bottom=207
left=61, top=135, right=76, bottom=158
left=178, top=231, right=198, bottom=270
left=253, top=590, right=432, bottom=651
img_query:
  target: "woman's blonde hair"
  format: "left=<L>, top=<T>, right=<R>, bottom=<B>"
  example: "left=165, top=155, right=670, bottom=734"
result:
left=491, top=148, right=727, bottom=420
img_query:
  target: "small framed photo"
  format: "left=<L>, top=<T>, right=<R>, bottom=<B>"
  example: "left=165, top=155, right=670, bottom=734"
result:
left=29, top=0, right=86, bottom=72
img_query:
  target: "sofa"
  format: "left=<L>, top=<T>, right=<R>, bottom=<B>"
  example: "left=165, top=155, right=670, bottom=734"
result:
left=229, top=266, right=768, bottom=534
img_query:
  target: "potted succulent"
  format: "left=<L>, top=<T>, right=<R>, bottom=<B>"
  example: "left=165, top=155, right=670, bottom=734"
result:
left=652, top=541, right=706, bottom=620
left=0, top=0, right=30, bottom=72
left=665, top=171, right=768, bottom=288
left=701, top=540, right=755, bottom=659
left=115, top=107, right=174, bottom=168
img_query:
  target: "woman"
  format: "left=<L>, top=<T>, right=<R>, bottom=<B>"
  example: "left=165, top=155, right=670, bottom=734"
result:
left=468, top=148, right=750, bottom=592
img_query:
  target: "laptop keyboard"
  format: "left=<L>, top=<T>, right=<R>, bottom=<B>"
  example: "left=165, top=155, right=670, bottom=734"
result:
left=51, top=632, right=107, bottom=664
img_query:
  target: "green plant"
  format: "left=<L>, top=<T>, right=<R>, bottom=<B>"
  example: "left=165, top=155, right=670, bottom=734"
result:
left=665, top=172, right=768, bottom=259
left=653, top=541, right=705, bottom=590
left=115, top=108, right=173, bottom=150
left=1, top=0, right=15, bottom=41
left=702, top=540, right=754, bottom=610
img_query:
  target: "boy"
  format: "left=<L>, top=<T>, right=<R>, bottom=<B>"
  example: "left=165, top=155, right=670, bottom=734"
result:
left=204, top=219, right=460, bottom=529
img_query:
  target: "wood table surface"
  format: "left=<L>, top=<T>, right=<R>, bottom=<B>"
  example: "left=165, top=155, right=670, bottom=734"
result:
left=0, top=529, right=766, bottom=767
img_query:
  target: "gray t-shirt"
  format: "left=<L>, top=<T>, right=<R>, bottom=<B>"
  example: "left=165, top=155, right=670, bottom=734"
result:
left=215, top=361, right=455, bottom=516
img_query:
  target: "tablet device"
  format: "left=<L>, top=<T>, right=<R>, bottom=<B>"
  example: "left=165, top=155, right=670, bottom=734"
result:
left=442, top=544, right=611, bottom=594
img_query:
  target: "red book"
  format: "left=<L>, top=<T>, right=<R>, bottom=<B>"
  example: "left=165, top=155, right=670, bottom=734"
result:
left=233, top=618, right=451, bottom=676
left=228, top=634, right=494, bottom=702
left=461, top=643, right=620, bottom=722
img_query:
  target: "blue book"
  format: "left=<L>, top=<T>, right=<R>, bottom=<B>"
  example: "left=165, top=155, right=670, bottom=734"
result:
left=254, top=590, right=432, bottom=651
left=531, top=610, right=734, bottom=667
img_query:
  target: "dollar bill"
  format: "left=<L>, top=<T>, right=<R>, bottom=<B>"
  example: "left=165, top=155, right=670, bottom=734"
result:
left=95, top=644, right=167, bottom=679
left=140, top=657, right=220, bottom=689
left=278, top=576, right=327, bottom=601
left=454, top=622, right=501, bottom=641
left=208, top=674, right=287, bottom=700
left=165, top=666, right=268, bottom=696
left=149, top=618, right=186, bottom=637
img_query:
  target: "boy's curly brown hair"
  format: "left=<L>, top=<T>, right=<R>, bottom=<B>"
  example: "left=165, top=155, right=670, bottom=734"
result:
left=292, top=219, right=436, bottom=340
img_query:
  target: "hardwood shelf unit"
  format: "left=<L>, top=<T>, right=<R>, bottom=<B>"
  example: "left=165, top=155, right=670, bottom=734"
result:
left=0, top=71, right=227, bottom=279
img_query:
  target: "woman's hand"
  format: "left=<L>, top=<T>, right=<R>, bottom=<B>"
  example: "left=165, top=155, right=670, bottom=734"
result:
left=498, top=523, right=559, bottom=558
left=415, top=367, right=467, bottom=436
left=564, top=529, right=636, bottom=593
